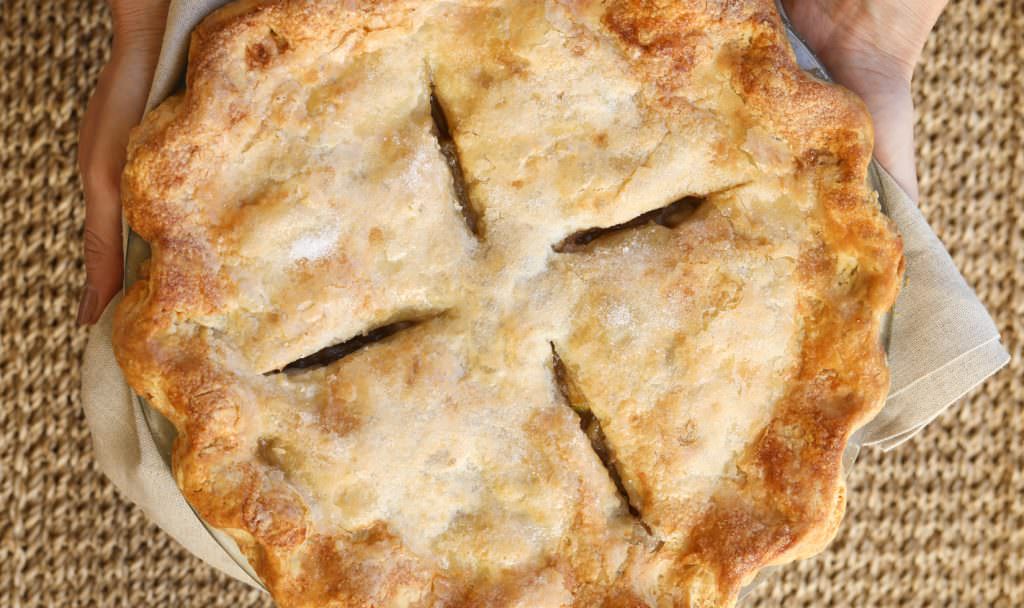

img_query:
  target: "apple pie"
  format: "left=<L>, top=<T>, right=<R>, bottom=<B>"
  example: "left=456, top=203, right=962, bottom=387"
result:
left=113, top=0, right=903, bottom=606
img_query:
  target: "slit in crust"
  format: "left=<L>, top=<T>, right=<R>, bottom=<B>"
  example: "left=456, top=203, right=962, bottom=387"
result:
left=273, top=313, right=443, bottom=374
left=551, top=342, right=655, bottom=538
left=552, top=196, right=704, bottom=253
left=429, top=85, right=480, bottom=238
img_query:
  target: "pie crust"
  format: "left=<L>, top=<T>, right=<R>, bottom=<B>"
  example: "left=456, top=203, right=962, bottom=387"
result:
left=113, top=1, right=904, bottom=606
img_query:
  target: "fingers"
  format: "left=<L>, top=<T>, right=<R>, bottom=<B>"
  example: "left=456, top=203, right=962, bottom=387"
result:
left=77, top=32, right=163, bottom=324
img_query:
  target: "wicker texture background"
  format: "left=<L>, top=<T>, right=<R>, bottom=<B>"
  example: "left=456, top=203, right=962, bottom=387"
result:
left=1, top=0, right=1020, bottom=605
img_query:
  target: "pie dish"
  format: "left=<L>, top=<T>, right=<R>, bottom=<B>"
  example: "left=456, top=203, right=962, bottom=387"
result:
left=113, top=0, right=904, bottom=606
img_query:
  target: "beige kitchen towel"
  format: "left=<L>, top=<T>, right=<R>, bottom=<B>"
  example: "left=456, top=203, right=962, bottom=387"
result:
left=855, top=166, right=1011, bottom=450
left=80, top=0, right=1010, bottom=589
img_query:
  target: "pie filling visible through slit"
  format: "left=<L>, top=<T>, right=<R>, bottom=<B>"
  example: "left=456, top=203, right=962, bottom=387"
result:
left=113, top=1, right=903, bottom=606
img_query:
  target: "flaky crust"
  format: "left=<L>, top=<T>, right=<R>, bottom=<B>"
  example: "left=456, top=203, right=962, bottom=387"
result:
left=113, top=1, right=903, bottom=606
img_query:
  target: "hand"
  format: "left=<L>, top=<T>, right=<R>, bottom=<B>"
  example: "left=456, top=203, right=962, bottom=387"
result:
left=781, top=0, right=948, bottom=202
left=77, top=1, right=169, bottom=325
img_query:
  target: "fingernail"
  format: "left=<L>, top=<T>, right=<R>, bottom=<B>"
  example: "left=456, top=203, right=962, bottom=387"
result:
left=77, top=285, right=99, bottom=326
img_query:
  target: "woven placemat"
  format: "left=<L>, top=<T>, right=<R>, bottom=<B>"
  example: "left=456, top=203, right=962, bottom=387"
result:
left=1, top=0, right=1019, bottom=605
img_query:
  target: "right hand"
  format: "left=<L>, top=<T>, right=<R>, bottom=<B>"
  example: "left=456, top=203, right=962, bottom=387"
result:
left=782, top=0, right=949, bottom=202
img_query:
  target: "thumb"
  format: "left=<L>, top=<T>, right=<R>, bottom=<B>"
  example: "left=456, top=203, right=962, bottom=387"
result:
left=77, top=41, right=160, bottom=324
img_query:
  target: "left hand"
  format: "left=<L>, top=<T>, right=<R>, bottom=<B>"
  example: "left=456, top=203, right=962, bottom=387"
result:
left=77, top=1, right=169, bottom=325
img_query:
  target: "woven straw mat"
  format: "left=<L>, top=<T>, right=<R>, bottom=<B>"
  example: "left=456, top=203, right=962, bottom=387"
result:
left=1, top=1, right=1020, bottom=606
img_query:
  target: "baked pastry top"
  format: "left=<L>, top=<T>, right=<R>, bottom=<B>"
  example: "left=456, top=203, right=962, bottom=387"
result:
left=113, top=0, right=903, bottom=606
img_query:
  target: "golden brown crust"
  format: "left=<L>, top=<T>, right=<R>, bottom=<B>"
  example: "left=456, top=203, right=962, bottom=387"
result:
left=114, top=1, right=903, bottom=606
